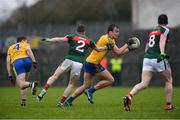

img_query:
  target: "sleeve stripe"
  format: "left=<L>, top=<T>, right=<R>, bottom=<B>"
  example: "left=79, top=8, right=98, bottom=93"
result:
left=162, top=26, right=170, bottom=36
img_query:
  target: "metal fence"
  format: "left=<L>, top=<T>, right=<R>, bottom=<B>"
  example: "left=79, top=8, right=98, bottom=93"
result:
left=0, top=22, right=180, bottom=86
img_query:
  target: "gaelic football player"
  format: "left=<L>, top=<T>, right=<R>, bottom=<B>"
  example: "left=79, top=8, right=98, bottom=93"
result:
left=37, top=24, right=113, bottom=106
left=65, top=24, right=139, bottom=106
left=123, top=14, right=175, bottom=111
left=6, top=36, right=37, bottom=106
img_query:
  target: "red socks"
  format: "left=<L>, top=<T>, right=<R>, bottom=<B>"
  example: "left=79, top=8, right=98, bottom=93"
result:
left=60, top=96, right=67, bottom=103
left=128, top=93, right=133, bottom=98
left=166, top=102, right=171, bottom=105
left=44, top=83, right=50, bottom=90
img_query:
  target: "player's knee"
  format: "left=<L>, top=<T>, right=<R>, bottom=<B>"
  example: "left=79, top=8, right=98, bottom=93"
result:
left=141, top=82, right=149, bottom=89
left=165, top=79, right=173, bottom=85
left=109, top=77, right=114, bottom=84
left=82, top=83, right=90, bottom=89
left=18, top=83, right=25, bottom=89
left=165, top=77, right=173, bottom=84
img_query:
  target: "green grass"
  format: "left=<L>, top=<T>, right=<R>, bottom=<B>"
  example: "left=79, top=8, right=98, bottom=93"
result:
left=0, top=87, right=179, bottom=119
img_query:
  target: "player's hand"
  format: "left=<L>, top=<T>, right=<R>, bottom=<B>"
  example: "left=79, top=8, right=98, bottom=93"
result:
left=126, top=38, right=135, bottom=46
left=106, top=43, right=114, bottom=50
left=8, top=76, right=15, bottom=86
left=33, top=62, right=38, bottom=69
left=157, top=53, right=169, bottom=63
left=41, top=38, right=48, bottom=41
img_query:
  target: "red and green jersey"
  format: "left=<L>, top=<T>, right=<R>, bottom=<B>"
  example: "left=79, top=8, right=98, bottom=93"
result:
left=65, top=33, right=95, bottom=63
left=144, top=26, right=170, bottom=59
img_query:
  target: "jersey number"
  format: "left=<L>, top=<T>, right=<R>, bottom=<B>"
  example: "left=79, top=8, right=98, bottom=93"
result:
left=76, top=40, right=85, bottom=52
left=13, top=44, right=20, bottom=50
left=148, top=34, right=155, bottom=47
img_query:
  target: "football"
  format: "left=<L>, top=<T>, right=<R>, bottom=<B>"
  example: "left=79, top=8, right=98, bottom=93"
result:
left=130, top=37, right=140, bottom=49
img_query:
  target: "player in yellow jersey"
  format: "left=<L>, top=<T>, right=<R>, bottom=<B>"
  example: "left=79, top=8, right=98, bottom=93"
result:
left=65, top=24, right=139, bottom=106
left=6, top=36, right=37, bottom=106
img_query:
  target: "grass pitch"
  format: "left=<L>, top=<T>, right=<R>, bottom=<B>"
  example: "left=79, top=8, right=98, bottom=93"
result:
left=0, top=87, right=179, bottom=119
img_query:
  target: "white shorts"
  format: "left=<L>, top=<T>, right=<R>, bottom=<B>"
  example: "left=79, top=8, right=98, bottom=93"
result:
left=59, top=59, right=83, bottom=76
left=142, top=58, right=170, bottom=72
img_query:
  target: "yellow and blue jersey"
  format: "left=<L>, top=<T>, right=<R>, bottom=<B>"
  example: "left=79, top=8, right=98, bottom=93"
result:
left=86, top=34, right=116, bottom=64
left=7, top=41, right=30, bottom=64
left=7, top=41, right=32, bottom=76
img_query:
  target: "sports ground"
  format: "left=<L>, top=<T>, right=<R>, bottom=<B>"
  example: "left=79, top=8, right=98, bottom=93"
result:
left=0, top=87, right=179, bottom=119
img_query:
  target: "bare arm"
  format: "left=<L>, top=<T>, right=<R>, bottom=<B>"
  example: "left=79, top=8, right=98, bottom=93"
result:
left=159, top=34, right=167, bottom=53
left=45, top=36, right=68, bottom=42
left=113, top=44, right=129, bottom=56
left=94, top=45, right=107, bottom=52
left=6, top=54, right=12, bottom=76
left=145, top=42, right=149, bottom=52
left=26, top=46, right=36, bottom=62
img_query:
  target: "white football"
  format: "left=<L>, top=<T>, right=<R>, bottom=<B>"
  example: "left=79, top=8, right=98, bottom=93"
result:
left=130, top=37, right=140, bottom=49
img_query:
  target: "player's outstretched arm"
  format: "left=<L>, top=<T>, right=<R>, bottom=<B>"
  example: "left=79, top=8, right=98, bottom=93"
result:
left=42, top=36, right=68, bottom=42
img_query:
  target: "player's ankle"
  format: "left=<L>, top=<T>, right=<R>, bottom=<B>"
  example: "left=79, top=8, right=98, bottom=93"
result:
left=60, top=96, right=67, bottom=103
left=44, top=83, right=50, bottom=90
left=166, top=102, right=172, bottom=105
left=128, top=93, right=133, bottom=100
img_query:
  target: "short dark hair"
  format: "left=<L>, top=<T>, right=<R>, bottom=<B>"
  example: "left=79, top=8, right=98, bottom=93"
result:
left=77, top=24, right=85, bottom=33
left=158, top=14, right=168, bottom=25
left=107, top=24, right=119, bottom=33
left=17, top=36, right=27, bottom=42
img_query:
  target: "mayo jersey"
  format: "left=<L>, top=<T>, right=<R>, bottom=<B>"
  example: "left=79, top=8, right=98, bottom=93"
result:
left=65, top=33, right=95, bottom=63
left=7, top=41, right=30, bottom=63
left=86, top=34, right=116, bottom=64
left=144, top=26, right=170, bottom=59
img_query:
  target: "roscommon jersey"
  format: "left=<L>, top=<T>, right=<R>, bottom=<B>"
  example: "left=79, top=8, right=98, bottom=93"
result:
left=144, top=26, right=170, bottom=59
left=7, top=41, right=30, bottom=63
left=86, top=34, right=116, bottom=64
left=66, top=33, right=95, bottom=63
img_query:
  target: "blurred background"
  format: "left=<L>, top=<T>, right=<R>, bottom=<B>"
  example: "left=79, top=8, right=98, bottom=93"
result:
left=0, top=0, right=180, bottom=86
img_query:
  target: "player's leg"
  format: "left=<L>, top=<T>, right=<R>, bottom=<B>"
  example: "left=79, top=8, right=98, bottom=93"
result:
left=37, top=59, right=71, bottom=101
left=20, top=73, right=30, bottom=107
left=37, top=67, right=64, bottom=100
left=14, top=58, right=37, bottom=106
left=16, top=73, right=32, bottom=106
left=129, top=71, right=153, bottom=96
left=24, top=57, right=37, bottom=95
left=16, top=73, right=31, bottom=89
left=58, top=75, right=79, bottom=106
left=59, top=61, right=83, bottom=105
left=65, top=73, right=94, bottom=106
left=20, top=88, right=27, bottom=107
left=123, top=58, right=154, bottom=111
left=18, top=73, right=27, bottom=107
left=84, top=69, right=114, bottom=104
left=94, top=69, right=114, bottom=90
left=123, top=70, right=153, bottom=111
left=161, top=66, right=175, bottom=110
